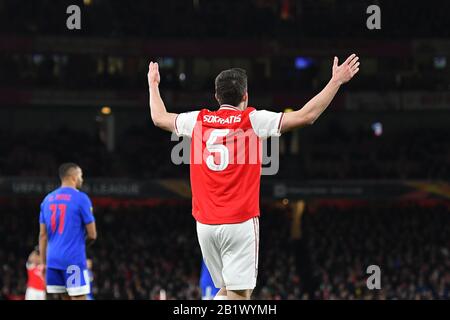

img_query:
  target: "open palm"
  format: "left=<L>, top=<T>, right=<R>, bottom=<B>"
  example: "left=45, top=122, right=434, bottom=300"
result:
left=148, top=61, right=160, bottom=87
left=332, top=54, right=360, bottom=85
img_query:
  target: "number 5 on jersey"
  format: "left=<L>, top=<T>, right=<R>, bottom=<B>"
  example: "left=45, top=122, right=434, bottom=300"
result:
left=206, top=129, right=230, bottom=171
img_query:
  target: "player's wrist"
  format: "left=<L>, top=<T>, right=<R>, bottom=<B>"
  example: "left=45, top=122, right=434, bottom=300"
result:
left=329, top=77, right=343, bottom=87
left=149, top=82, right=160, bottom=90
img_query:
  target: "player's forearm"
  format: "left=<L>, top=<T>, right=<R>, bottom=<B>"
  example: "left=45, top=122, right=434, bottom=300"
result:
left=281, top=78, right=341, bottom=132
left=39, top=234, right=47, bottom=265
left=148, top=84, right=178, bottom=132
left=281, top=54, right=359, bottom=132
left=297, top=78, right=341, bottom=124
left=149, top=84, right=168, bottom=126
left=307, top=78, right=341, bottom=118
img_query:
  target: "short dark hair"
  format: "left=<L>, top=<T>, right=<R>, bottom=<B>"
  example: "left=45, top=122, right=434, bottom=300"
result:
left=59, top=162, right=80, bottom=180
left=215, top=68, right=247, bottom=106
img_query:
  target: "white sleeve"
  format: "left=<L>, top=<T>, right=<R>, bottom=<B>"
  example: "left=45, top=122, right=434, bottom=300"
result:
left=249, top=109, right=284, bottom=139
left=175, top=111, right=200, bottom=137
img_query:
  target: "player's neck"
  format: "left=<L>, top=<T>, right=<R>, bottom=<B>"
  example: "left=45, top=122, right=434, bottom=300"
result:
left=60, top=182, right=77, bottom=190
left=236, top=101, right=246, bottom=110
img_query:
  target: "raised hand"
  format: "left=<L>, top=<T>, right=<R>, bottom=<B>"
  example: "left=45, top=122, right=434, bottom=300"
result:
left=332, top=54, right=360, bottom=85
left=148, top=61, right=161, bottom=88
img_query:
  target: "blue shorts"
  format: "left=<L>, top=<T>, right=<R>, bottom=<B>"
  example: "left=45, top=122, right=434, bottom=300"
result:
left=201, top=285, right=220, bottom=300
left=46, top=265, right=91, bottom=297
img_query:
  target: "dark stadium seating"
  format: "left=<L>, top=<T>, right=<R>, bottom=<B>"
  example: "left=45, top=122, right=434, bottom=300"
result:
left=0, top=0, right=448, bottom=303
left=1, top=201, right=448, bottom=300
left=1, top=126, right=448, bottom=180
left=1, top=0, right=449, bottom=38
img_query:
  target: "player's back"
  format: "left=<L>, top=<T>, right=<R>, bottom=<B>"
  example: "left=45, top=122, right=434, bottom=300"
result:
left=39, top=187, right=94, bottom=270
left=190, top=106, right=260, bottom=224
left=184, top=105, right=282, bottom=224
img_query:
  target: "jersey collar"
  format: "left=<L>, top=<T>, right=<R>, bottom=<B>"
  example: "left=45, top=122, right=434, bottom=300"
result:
left=219, top=104, right=241, bottom=111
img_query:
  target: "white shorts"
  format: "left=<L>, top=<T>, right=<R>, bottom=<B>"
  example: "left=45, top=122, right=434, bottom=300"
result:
left=196, top=217, right=259, bottom=291
left=25, top=287, right=46, bottom=300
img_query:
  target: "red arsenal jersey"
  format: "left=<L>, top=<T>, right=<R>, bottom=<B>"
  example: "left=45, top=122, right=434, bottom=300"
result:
left=26, top=263, right=45, bottom=291
left=175, top=105, right=283, bottom=224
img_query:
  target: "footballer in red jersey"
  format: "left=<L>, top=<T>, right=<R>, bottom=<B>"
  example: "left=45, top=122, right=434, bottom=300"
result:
left=148, top=54, right=359, bottom=300
left=25, top=247, right=46, bottom=300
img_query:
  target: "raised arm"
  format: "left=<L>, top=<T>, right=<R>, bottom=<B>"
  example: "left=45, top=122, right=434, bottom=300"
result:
left=148, top=61, right=178, bottom=132
left=280, top=54, right=360, bottom=133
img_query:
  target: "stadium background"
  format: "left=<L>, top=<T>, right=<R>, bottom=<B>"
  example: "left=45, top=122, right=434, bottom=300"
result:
left=0, top=0, right=449, bottom=300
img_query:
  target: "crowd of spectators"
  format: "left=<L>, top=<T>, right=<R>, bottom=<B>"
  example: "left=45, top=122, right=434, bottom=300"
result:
left=303, top=204, right=449, bottom=299
left=1, top=201, right=448, bottom=300
left=1, top=124, right=448, bottom=180
left=1, top=0, right=449, bottom=38
left=278, top=126, right=450, bottom=180
left=0, top=51, right=446, bottom=92
left=1, top=1, right=449, bottom=92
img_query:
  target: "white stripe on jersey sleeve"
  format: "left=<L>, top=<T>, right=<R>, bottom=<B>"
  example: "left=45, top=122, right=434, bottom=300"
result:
left=249, top=109, right=284, bottom=139
left=175, top=111, right=200, bottom=138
